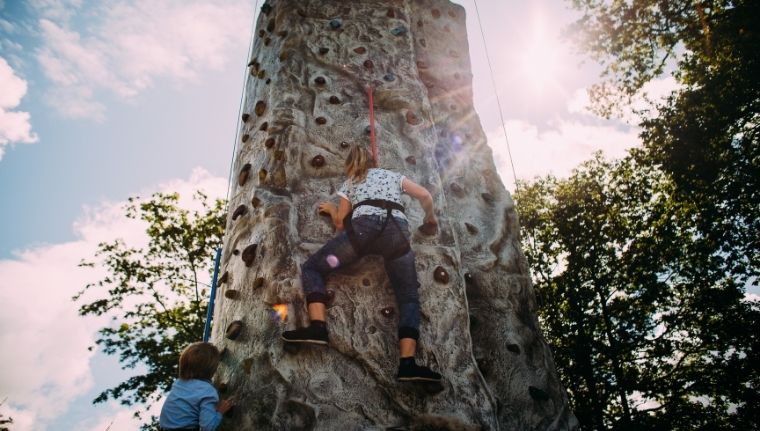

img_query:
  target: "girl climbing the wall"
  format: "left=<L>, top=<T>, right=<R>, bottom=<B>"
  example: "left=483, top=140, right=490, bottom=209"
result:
left=282, top=144, right=442, bottom=383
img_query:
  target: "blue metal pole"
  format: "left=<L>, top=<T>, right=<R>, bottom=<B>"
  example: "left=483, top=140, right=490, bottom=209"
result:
left=203, top=247, right=223, bottom=342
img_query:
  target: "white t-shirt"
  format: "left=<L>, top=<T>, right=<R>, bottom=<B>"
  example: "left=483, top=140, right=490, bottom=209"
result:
left=337, top=168, right=407, bottom=221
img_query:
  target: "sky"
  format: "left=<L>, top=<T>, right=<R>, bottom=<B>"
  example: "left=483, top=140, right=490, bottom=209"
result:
left=0, top=0, right=743, bottom=430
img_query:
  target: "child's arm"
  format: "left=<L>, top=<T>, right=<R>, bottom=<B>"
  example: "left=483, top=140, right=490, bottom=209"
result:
left=198, top=394, right=225, bottom=431
left=402, top=178, right=438, bottom=227
left=318, top=198, right=352, bottom=231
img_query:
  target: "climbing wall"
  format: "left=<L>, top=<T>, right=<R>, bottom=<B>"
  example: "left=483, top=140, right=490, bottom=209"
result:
left=213, top=0, right=578, bottom=429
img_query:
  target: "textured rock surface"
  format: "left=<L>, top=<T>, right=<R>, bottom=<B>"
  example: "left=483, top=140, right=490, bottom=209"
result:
left=212, top=1, right=578, bottom=429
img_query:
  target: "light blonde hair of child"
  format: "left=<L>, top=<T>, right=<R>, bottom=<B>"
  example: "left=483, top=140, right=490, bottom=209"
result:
left=345, top=144, right=375, bottom=183
left=179, top=342, right=220, bottom=380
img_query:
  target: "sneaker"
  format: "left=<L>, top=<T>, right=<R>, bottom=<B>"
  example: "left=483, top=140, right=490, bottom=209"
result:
left=281, top=324, right=328, bottom=345
left=397, top=361, right=442, bottom=382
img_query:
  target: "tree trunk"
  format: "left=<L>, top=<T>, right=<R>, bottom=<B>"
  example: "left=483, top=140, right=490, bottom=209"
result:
left=212, top=1, right=578, bottom=429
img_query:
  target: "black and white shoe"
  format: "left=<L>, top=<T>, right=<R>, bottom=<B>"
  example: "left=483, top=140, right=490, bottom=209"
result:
left=397, top=360, right=442, bottom=382
left=281, top=324, right=328, bottom=345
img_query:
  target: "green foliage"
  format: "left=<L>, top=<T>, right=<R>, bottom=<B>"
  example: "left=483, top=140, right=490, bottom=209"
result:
left=517, top=154, right=760, bottom=430
left=74, top=192, right=226, bottom=427
left=568, top=0, right=759, bottom=286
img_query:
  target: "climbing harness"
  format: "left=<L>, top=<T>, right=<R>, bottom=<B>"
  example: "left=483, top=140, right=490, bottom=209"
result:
left=343, top=199, right=411, bottom=261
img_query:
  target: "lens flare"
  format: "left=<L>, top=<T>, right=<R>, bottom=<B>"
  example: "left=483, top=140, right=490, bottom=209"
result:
left=272, top=304, right=288, bottom=322
left=326, top=254, right=340, bottom=268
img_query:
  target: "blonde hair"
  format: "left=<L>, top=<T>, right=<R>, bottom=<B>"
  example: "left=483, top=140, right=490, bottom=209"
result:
left=345, top=144, right=375, bottom=183
left=179, top=342, right=220, bottom=380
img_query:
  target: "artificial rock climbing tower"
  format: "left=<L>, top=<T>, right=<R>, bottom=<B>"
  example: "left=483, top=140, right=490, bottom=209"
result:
left=212, top=0, right=578, bottom=429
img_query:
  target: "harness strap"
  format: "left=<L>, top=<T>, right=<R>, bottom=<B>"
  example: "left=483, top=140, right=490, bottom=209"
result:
left=343, top=199, right=411, bottom=261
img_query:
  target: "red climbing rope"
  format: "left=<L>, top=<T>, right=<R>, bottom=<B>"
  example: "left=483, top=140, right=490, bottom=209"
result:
left=367, top=85, right=378, bottom=164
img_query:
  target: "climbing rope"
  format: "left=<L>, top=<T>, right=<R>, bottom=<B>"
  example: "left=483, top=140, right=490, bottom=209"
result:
left=472, top=0, right=520, bottom=191
left=368, top=85, right=378, bottom=164
left=225, top=0, right=261, bottom=208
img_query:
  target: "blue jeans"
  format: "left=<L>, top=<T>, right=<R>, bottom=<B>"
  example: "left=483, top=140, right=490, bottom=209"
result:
left=301, top=215, right=421, bottom=340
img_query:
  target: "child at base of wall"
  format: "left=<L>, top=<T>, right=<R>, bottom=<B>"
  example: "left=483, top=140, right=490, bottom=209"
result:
left=159, top=342, right=233, bottom=431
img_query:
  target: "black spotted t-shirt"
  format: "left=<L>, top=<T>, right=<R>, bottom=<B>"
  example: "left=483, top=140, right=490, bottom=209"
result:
left=337, top=168, right=407, bottom=220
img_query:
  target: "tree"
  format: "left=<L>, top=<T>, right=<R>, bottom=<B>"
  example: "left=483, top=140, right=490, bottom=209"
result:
left=516, top=153, right=760, bottom=430
left=74, top=192, right=226, bottom=429
left=0, top=398, right=13, bottom=431
left=568, top=0, right=759, bottom=289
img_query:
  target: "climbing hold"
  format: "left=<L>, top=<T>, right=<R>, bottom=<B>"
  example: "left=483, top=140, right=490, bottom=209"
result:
left=277, top=30, right=288, bottom=38
left=329, top=19, right=342, bottom=30
left=417, top=20, right=423, bottom=27
left=383, top=73, right=396, bottom=82
left=405, top=155, right=416, bottom=165
left=264, top=37, right=271, bottom=46
left=528, top=386, right=551, bottom=401
left=315, top=117, right=327, bottom=125
left=241, top=134, right=250, bottom=143
left=386, top=8, right=395, bottom=18
left=265, top=137, right=276, bottom=148
left=274, top=150, right=285, bottom=161
left=257, top=69, right=266, bottom=79
left=225, top=321, right=243, bottom=340
left=265, top=78, right=271, bottom=85
left=363, top=59, right=374, bottom=69
left=224, top=289, right=240, bottom=300
left=217, top=382, right=229, bottom=392
left=450, top=182, right=464, bottom=196
left=314, top=76, right=326, bottom=85
left=232, top=249, right=239, bottom=255
left=405, top=110, right=422, bottom=125
left=464, top=272, right=474, bottom=285
left=464, top=222, right=479, bottom=234
left=507, top=344, right=521, bottom=354
left=247, top=59, right=256, bottom=67
left=364, top=125, right=372, bottom=135
left=481, top=193, right=495, bottom=204
left=258, top=29, right=266, bottom=38
left=260, top=122, right=269, bottom=131
left=318, top=47, right=329, bottom=55
left=297, top=9, right=306, bottom=17
left=219, top=271, right=229, bottom=284
left=354, top=47, right=366, bottom=54
left=261, top=3, right=272, bottom=14
left=432, top=9, right=441, bottom=18
left=255, top=101, right=266, bottom=116
left=259, top=168, right=267, bottom=182
left=253, top=277, right=264, bottom=289
left=362, top=278, right=371, bottom=287
left=241, top=244, right=257, bottom=267
left=232, top=204, right=248, bottom=221
left=238, top=163, right=251, bottom=186
left=279, top=50, right=289, bottom=61
left=381, top=307, right=395, bottom=318
left=311, top=155, right=325, bottom=168
left=433, top=266, right=449, bottom=284
left=241, top=113, right=250, bottom=123
left=326, top=289, right=335, bottom=303
left=419, top=38, right=427, bottom=48
left=251, top=197, right=261, bottom=208
left=390, top=26, right=407, bottom=36
left=329, top=95, right=341, bottom=104
left=266, top=19, right=275, bottom=33
left=243, top=357, right=253, bottom=375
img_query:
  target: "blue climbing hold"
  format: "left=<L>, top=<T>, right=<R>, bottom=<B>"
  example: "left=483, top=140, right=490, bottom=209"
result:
left=391, top=26, right=407, bottom=36
left=329, top=19, right=342, bottom=29
left=383, top=73, right=396, bottom=82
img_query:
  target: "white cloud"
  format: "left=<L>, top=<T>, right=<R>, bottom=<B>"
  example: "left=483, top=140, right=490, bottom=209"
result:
left=0, top=168, right=225, bottom=431
left=746, top=293, right=759, bottom=303
left=488, top=118, right=640, bottom=190
left=0, top=57, right=38, bottom=159
left=36, top=0, right=251, bottom=119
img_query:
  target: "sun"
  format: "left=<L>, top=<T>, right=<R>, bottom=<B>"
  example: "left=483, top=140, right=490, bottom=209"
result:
left=517, top=15, right=563, bottom=96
